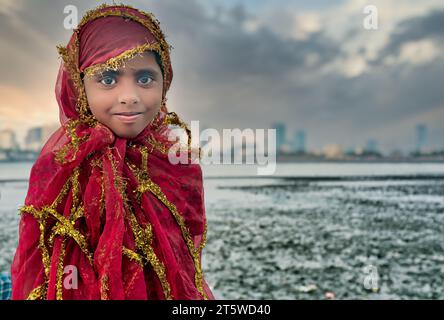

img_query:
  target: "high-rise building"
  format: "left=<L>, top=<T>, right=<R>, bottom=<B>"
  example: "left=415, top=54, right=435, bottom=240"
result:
left=272, top=122, right=286, bottom=153
left=293, top=130, right=306, bottom=153
left=415, top=124, right=427, bottom=153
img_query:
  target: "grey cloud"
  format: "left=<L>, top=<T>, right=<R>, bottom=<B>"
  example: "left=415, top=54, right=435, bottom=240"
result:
left=137, top=0, right=444, bottom=152
left=374, top=9, right=444, bottom=64
left=1, top=0, right=444, bottom=153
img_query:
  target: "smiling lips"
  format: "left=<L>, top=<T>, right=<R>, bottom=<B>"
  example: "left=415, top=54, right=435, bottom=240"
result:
left=113, top=111, right=143, bottom=123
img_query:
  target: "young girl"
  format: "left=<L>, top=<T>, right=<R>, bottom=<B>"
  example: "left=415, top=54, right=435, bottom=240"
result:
left=11, top=4, right=215, bottom=300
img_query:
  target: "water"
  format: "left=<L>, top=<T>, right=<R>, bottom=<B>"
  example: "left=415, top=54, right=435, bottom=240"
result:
left=3, top=161, right=444, bottom=180
left=0, top=162, right=33, bottom=181
left=1, top=162, right=444, bottom=299
left=201, top=162, right=444, bottom=178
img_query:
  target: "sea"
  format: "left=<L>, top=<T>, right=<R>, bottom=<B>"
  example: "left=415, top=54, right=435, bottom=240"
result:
left=1, top=161, right=444, bottom=299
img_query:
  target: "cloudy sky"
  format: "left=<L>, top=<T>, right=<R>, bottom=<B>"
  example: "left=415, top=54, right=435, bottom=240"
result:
left=1, top=0, right=444, bottom=154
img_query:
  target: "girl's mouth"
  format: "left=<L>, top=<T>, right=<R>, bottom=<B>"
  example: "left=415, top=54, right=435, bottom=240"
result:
left=113, top=112, right=143, bottom=123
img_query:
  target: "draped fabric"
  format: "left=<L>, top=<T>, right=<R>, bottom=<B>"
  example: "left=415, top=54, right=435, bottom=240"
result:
left=11, top=4, right=214, bottom=300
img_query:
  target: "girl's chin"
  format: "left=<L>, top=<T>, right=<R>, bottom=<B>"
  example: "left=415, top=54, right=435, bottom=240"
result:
left=111, top=126, right=145, bottom=139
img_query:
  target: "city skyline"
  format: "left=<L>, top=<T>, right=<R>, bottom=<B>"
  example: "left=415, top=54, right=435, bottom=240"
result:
left=0, top=121, right=439, bottom=159
left=1, top=0, right=444, bottom=154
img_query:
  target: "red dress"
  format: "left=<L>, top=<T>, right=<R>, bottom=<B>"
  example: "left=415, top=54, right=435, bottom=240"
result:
left=10, top=4, right=214, bottom=300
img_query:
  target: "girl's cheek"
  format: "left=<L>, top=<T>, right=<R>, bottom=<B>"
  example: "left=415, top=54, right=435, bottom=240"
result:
left=143, top=89, right=163, bottom=108
left=91, top=92, right=115, bottom=113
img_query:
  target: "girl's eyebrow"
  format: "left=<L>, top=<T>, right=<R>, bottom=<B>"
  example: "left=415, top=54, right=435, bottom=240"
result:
left=130, top=68, right=160, bottom=77
left=96, top=70, right=120, bottom=78
left=96, top=68, right=160, bottom=78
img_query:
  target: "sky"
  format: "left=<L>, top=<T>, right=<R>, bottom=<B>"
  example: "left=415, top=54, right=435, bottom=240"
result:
left=1, top=0, right=444, bottom=154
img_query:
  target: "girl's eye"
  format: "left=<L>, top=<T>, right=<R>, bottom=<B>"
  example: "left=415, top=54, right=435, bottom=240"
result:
left=100, top=76, right=116, bottom=86
left=138, top=76, right=153, bottom=85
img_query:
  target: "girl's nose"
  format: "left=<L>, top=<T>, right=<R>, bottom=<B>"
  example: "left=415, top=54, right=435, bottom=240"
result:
left=118, top=82, right=141, bottom=105
left=119, top=96, right=140, bottom=104
left=119, top=94, right=140, bottom=104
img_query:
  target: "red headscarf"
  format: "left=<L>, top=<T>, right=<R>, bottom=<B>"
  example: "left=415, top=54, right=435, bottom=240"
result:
left=11, top=4, right=214, bottom=300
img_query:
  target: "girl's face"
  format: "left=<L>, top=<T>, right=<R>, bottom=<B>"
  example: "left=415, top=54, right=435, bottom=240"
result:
left=83, top=51, right=164, bottom=139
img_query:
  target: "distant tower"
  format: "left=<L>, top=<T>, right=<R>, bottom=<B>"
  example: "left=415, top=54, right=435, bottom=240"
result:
left=293, top=130, right=306, bottom=153
left=415, top=124, right=427, bottom=153
left=272, top=122, right=286, bottom=152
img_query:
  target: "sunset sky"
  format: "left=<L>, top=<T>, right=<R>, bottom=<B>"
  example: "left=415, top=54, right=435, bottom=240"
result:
left=1, top=0, right=444, bottom=153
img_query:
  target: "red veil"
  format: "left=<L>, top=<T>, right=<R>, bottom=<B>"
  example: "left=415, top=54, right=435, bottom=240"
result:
left=11, top=4, right=214, bottom=300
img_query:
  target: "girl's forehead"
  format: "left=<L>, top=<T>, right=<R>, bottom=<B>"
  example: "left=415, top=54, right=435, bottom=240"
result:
left=124, top=51, right=157, bottom=66
left=87, top=52, right=161, bottom=78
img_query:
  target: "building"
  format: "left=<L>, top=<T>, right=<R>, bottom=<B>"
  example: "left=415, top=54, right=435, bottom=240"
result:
left=25, top=124, right=59, bottom=152
left=415, top=124, right=427, bottom=153
left=272, top=122, right=286, bottom=153
left=293, top=130, right=306, bottom=153
left=322, top=144, right=344, bottom=159
left=365, top=139, right=379, bottom=153
left=25, top=127, right=42, bottom=151
left=0, top=129, right=19, bottom=150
